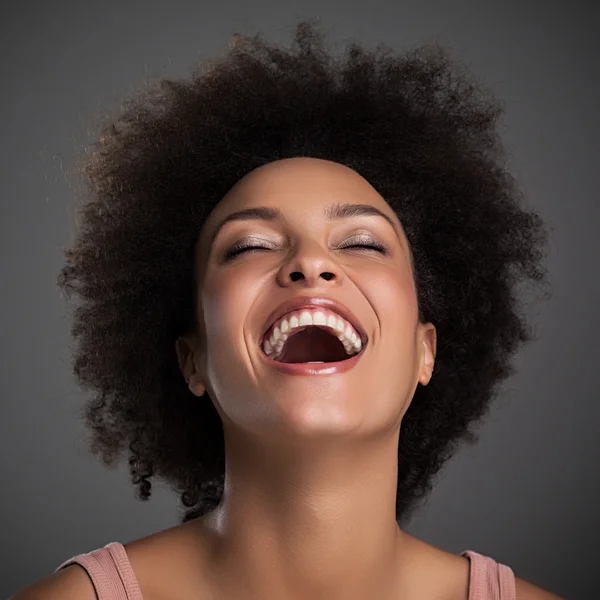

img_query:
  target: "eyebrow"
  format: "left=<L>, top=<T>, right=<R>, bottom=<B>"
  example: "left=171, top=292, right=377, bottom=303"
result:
left=209, top=202, right=400, bottom=247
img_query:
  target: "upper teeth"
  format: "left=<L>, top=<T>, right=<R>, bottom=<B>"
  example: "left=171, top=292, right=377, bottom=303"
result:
left=262, top=309, right=363, bottom=359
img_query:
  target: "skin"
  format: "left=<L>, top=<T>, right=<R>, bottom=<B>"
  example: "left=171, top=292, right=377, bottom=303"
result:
left=175, top=156, right=449, bottom=599
left=13, top=157, right=563, bottom=599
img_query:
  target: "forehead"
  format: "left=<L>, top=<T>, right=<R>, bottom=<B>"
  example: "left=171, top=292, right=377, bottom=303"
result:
left=202, top=157, right=399, bottom=235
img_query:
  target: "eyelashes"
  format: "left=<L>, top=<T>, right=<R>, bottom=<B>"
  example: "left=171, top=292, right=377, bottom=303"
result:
left=224, top=243, right=273, bottom=260
left=224, top=238, right=388, bottom=261
left=339, top=240, right=388, bottom=254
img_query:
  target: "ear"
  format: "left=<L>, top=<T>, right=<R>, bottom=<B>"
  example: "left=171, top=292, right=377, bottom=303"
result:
left=417, top=323, right=437, bottom=386
left=175, top=334, right=206, bottom=397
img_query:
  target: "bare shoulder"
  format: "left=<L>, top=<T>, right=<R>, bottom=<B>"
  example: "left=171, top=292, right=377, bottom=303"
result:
left=11, top=521, right=210, bottom=600
left=515, top=575, right=565, bottom=600
left=123, top=519, right=215, bottom=600
left=403, top=534, right=564, bottom=600
left=10, top=564, right=97, bottom=600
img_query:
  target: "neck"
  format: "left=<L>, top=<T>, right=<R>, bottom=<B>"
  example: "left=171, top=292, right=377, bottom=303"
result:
left=199, top=424, right=413, bottom=600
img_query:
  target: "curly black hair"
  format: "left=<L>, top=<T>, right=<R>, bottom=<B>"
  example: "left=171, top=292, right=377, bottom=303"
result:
left=57, top=18, right=549, bottom=527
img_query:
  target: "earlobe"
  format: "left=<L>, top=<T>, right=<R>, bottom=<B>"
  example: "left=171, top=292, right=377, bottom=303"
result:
left=188, top=372, right=207, bottom=397
left=175, top=336, right=207, bottom=397
left=418, top=324, right=437, bottom=386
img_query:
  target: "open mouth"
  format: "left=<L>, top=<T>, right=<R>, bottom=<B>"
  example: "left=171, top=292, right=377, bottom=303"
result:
left=260, top=309, right=367, bottom=364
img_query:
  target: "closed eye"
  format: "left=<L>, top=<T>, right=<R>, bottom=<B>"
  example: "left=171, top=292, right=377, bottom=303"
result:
left=340, top=242, right=387, bottom=253
left=224, top=239, right=388, bottom=261
left=342, top=244, right=383, bottom=252
left=224, top=244, right=271, bottom=260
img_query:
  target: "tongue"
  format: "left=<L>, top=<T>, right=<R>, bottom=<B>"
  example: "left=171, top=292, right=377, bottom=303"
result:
left=277, top=327, right=348, bottom=364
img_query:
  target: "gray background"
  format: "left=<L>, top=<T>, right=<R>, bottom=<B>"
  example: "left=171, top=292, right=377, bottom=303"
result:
left=2, top=2, right=598, bottom=598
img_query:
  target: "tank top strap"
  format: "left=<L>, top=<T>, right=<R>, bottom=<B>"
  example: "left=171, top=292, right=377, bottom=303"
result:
left=460, top=550, right=516, bottom=600
left=55, top=541, right=143, bottom=600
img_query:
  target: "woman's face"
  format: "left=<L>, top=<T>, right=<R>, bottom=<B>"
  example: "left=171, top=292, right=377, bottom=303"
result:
left=180, top=157, right=435, bottom=439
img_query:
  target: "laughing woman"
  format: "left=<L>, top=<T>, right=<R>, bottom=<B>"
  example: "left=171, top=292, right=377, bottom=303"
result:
left=14, top=19, right=561, bottom=600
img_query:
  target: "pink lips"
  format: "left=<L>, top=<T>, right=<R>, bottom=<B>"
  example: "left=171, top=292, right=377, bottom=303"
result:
left=257, top=296, right=369, bottom=375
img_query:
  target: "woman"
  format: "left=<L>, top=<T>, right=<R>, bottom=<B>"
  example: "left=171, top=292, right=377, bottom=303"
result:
left=14, top=19, right=561, bottom=600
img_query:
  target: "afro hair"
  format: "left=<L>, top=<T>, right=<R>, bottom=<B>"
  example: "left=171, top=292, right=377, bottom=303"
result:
left=58, top=18, right=549, bottom=526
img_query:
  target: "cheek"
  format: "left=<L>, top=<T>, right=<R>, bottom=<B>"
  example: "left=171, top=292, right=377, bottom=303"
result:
left=198, top=267, right=268, bottom=423
left=200, top=267, right=261, bottom=353
left=362, top=264, right=421, bottom=367
left=364, top=263, right=419, bottom=327
left=367, top=267, right=422, bottom=418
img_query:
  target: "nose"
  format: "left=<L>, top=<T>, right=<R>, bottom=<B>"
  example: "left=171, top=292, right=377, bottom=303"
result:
left=276, top=242, right=344, bottom=287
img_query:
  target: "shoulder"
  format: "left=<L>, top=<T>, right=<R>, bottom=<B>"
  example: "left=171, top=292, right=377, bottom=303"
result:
left=425, top=541, right=563, bottom=600
left=459, top=545, right=563, bottom=600
left=9, top=524, right=195, bottom=600
left=10, top=564, right=96, bottom=600
left=514, top=575, right=565, bottom=600
left=9, top=523, right=200, bottom=600
left=123, top=519, right=215, bottom=600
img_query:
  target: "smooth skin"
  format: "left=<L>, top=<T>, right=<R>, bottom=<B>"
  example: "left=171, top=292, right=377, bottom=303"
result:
left=12, top=158, right=562, bottom=599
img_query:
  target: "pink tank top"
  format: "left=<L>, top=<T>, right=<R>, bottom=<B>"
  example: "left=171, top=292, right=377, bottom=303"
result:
left=55, top=542, right=516, bottom=600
